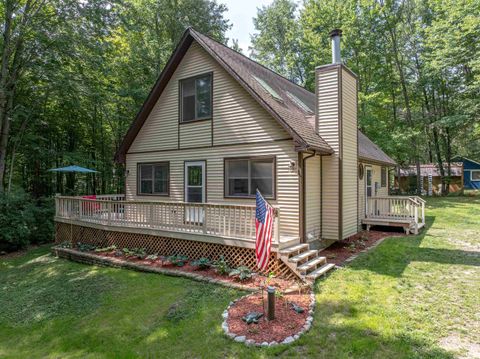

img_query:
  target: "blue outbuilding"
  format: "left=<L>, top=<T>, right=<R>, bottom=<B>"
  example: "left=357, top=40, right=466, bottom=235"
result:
left=452, top=156, right=480, bottom=190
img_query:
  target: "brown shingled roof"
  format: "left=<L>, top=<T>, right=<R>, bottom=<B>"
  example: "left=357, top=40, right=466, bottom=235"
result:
left=358, top=132, right=396, bottom=166
left=115, top=27, right=395, bottom=166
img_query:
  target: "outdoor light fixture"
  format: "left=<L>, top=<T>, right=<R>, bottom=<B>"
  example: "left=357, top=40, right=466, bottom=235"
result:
left=288, top=160, right=297, bottom=173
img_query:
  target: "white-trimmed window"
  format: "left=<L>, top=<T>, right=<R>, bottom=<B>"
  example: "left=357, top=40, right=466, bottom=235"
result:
left=225, top=157, right=275, bottom=198
left=180, top=73, right=212, bottom=122
left=471, top=170, right=480, bottom=181
left=137, top=162, right=169, bottom=195
left=381, top=167, right=387, bottom=187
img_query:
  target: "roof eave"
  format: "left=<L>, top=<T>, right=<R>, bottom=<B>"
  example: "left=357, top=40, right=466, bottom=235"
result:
left=114, top=29, right=194, bottom=163
left=359, top=156, right=397, bottom=167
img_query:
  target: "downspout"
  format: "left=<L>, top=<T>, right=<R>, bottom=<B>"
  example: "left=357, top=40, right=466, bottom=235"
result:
left=301, top=152, right=316, bottom=243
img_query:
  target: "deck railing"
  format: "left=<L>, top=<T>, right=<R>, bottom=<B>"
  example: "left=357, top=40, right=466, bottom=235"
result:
left=366, top=195, right=425, bottom=229
left=55, top=195, right=280, bottom=243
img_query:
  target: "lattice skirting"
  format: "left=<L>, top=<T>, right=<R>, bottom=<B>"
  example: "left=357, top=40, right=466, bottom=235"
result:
left=55, top=222, right=296, bottom=279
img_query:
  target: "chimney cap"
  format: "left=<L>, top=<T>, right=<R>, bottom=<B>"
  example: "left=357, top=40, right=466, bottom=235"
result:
left=329, top=29, right=343, bottom=38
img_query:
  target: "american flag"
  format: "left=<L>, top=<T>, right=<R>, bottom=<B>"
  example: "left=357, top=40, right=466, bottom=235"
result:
left=255, top=189, right=274, bottom=271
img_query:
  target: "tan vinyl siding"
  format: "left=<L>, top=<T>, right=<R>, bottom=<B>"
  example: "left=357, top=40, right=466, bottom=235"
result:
left=128, top=41, right=288, bottom=154
left=317, top=67, right=340, bottom=240
left=213, top=77, right=288, bottom=145
left=305, top=154, right=321, bottom=241
left=321, top=155, right=339, bottom=239
left=341, top=69, right=358, bottom=238
left=179, top=121, right=212, bottom=149
left=126, top=140, right=299, bottom=238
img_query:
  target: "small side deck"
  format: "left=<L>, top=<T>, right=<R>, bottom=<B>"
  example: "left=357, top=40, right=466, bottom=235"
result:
left=362, top=196, right=426, bottom=234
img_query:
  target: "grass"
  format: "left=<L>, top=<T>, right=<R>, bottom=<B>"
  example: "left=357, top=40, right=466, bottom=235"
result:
left=0, top=197, right=479, bottom=358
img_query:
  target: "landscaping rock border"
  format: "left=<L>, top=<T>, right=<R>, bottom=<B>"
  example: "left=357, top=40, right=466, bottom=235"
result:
left=222, top=291, right=316, bottom=347
left=52, top=247, right=257, bottom=292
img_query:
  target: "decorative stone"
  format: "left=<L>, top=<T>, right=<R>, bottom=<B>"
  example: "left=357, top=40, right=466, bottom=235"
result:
left=282, top=336, right=294, bottom=344
left=228, top=332, right=236, bottom=339
left=269, top=341, right=278, bottom=347
left=261, top=342, right=269, bottom=347
left=222, top=322, right=228, bottom=332
left=306, top=316, right=313, bottom=323
left=294, top=334, right=299, bottom=340
left=222, top=311, right=228, bottom=319
left=245, top=339, right=255, bottom=346
left=304, top=322, right=311, bottom=331
left=234, top=336, right=246, bottom=343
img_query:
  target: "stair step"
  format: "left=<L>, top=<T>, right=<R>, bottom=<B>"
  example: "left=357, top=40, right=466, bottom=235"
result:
left=305, top=263, right=336, bottom=280
left=297, top=256, right=326, bottom=272
left=279, top=244, right=309, bottom=256
left=289, top=250, right=318, bottom=263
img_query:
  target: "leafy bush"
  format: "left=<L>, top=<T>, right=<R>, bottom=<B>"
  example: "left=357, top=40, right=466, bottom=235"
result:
left=28, top=196, right=55, bottom=245
left=146, top=253, right=159, bottom=261
left=229, top=266, right=253, bottom=281
left=167, top=254, right=188, bottom=267
left=122, top=247, right=146, bottom=259
left=0, top=191, right=54, bottom=252
left=95, top=245, right=117, bottom=252
left=77, top=242, right=97, bottom=252
left=191, top=257, right=211, bottom=270
left=58, top=241, right=72, bottom=249
left=213, top=256, right=230, bottom=275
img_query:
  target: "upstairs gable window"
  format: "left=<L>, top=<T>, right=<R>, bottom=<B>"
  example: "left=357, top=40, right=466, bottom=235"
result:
left=180, top=73, right=212, bottom=122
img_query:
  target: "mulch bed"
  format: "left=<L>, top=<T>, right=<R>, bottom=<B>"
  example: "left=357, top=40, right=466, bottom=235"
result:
left=227, top=292, right=310, bottom=343
left=320, top=229, right=404, bottom=266
left=93, top=250, right=296, bottom=291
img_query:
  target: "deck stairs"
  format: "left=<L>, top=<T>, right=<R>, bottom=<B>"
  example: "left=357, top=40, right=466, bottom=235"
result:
left=279, top=243, right=335, bottom=282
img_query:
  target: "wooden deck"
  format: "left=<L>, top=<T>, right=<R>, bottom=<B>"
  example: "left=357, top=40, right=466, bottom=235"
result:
left=362, top=196, right=426, bottom=234
left=55, top=195, right=298, bottom=250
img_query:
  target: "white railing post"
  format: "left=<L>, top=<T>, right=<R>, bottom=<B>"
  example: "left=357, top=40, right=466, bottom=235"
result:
left=203, top=204, right=207, bottom=234
left=274, top=207, right=280, bottom=244
left=107, top=201, right=112, bottom=226
left=149, top=203, right=154, bottom=228
left=78, top=198, right=83, bottom=220
left=422, top=201, right=425, bottom=225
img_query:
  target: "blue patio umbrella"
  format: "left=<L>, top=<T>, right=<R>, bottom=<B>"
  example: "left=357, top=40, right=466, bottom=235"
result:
left=49, top=165, right=99, bottom=195
left=48, top=165, right=98, bottom=173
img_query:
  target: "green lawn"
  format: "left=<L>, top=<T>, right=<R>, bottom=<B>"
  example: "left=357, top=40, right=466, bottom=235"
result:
left=1, top=197, right=478, bottom=358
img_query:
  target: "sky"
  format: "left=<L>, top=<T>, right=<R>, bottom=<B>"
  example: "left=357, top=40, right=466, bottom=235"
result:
left=221, top=0, right=274, bottom=54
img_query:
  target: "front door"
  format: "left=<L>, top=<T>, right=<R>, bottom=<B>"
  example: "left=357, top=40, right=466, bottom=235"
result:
left=184, top=161, right=206, bottom=223
left=366, top=167, right=373, bottom=198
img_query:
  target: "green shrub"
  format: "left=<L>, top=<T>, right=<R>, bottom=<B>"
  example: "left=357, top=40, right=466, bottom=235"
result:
left=213, top=256, right=230, bottom=275
left=0, top=191, right=54, bottom=252
left=229, top=266, right=253, bottom=281
left=191, top=257, right=211, bottom=270
left=78, top=242, right=97, bottom=252
left=167, top=254, right=188, bottom=267
left=94, top=245, right=117, bottom=252
left=28, top=197, right=54, bottom=245
left=122, top=247, right=146, bottom=259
